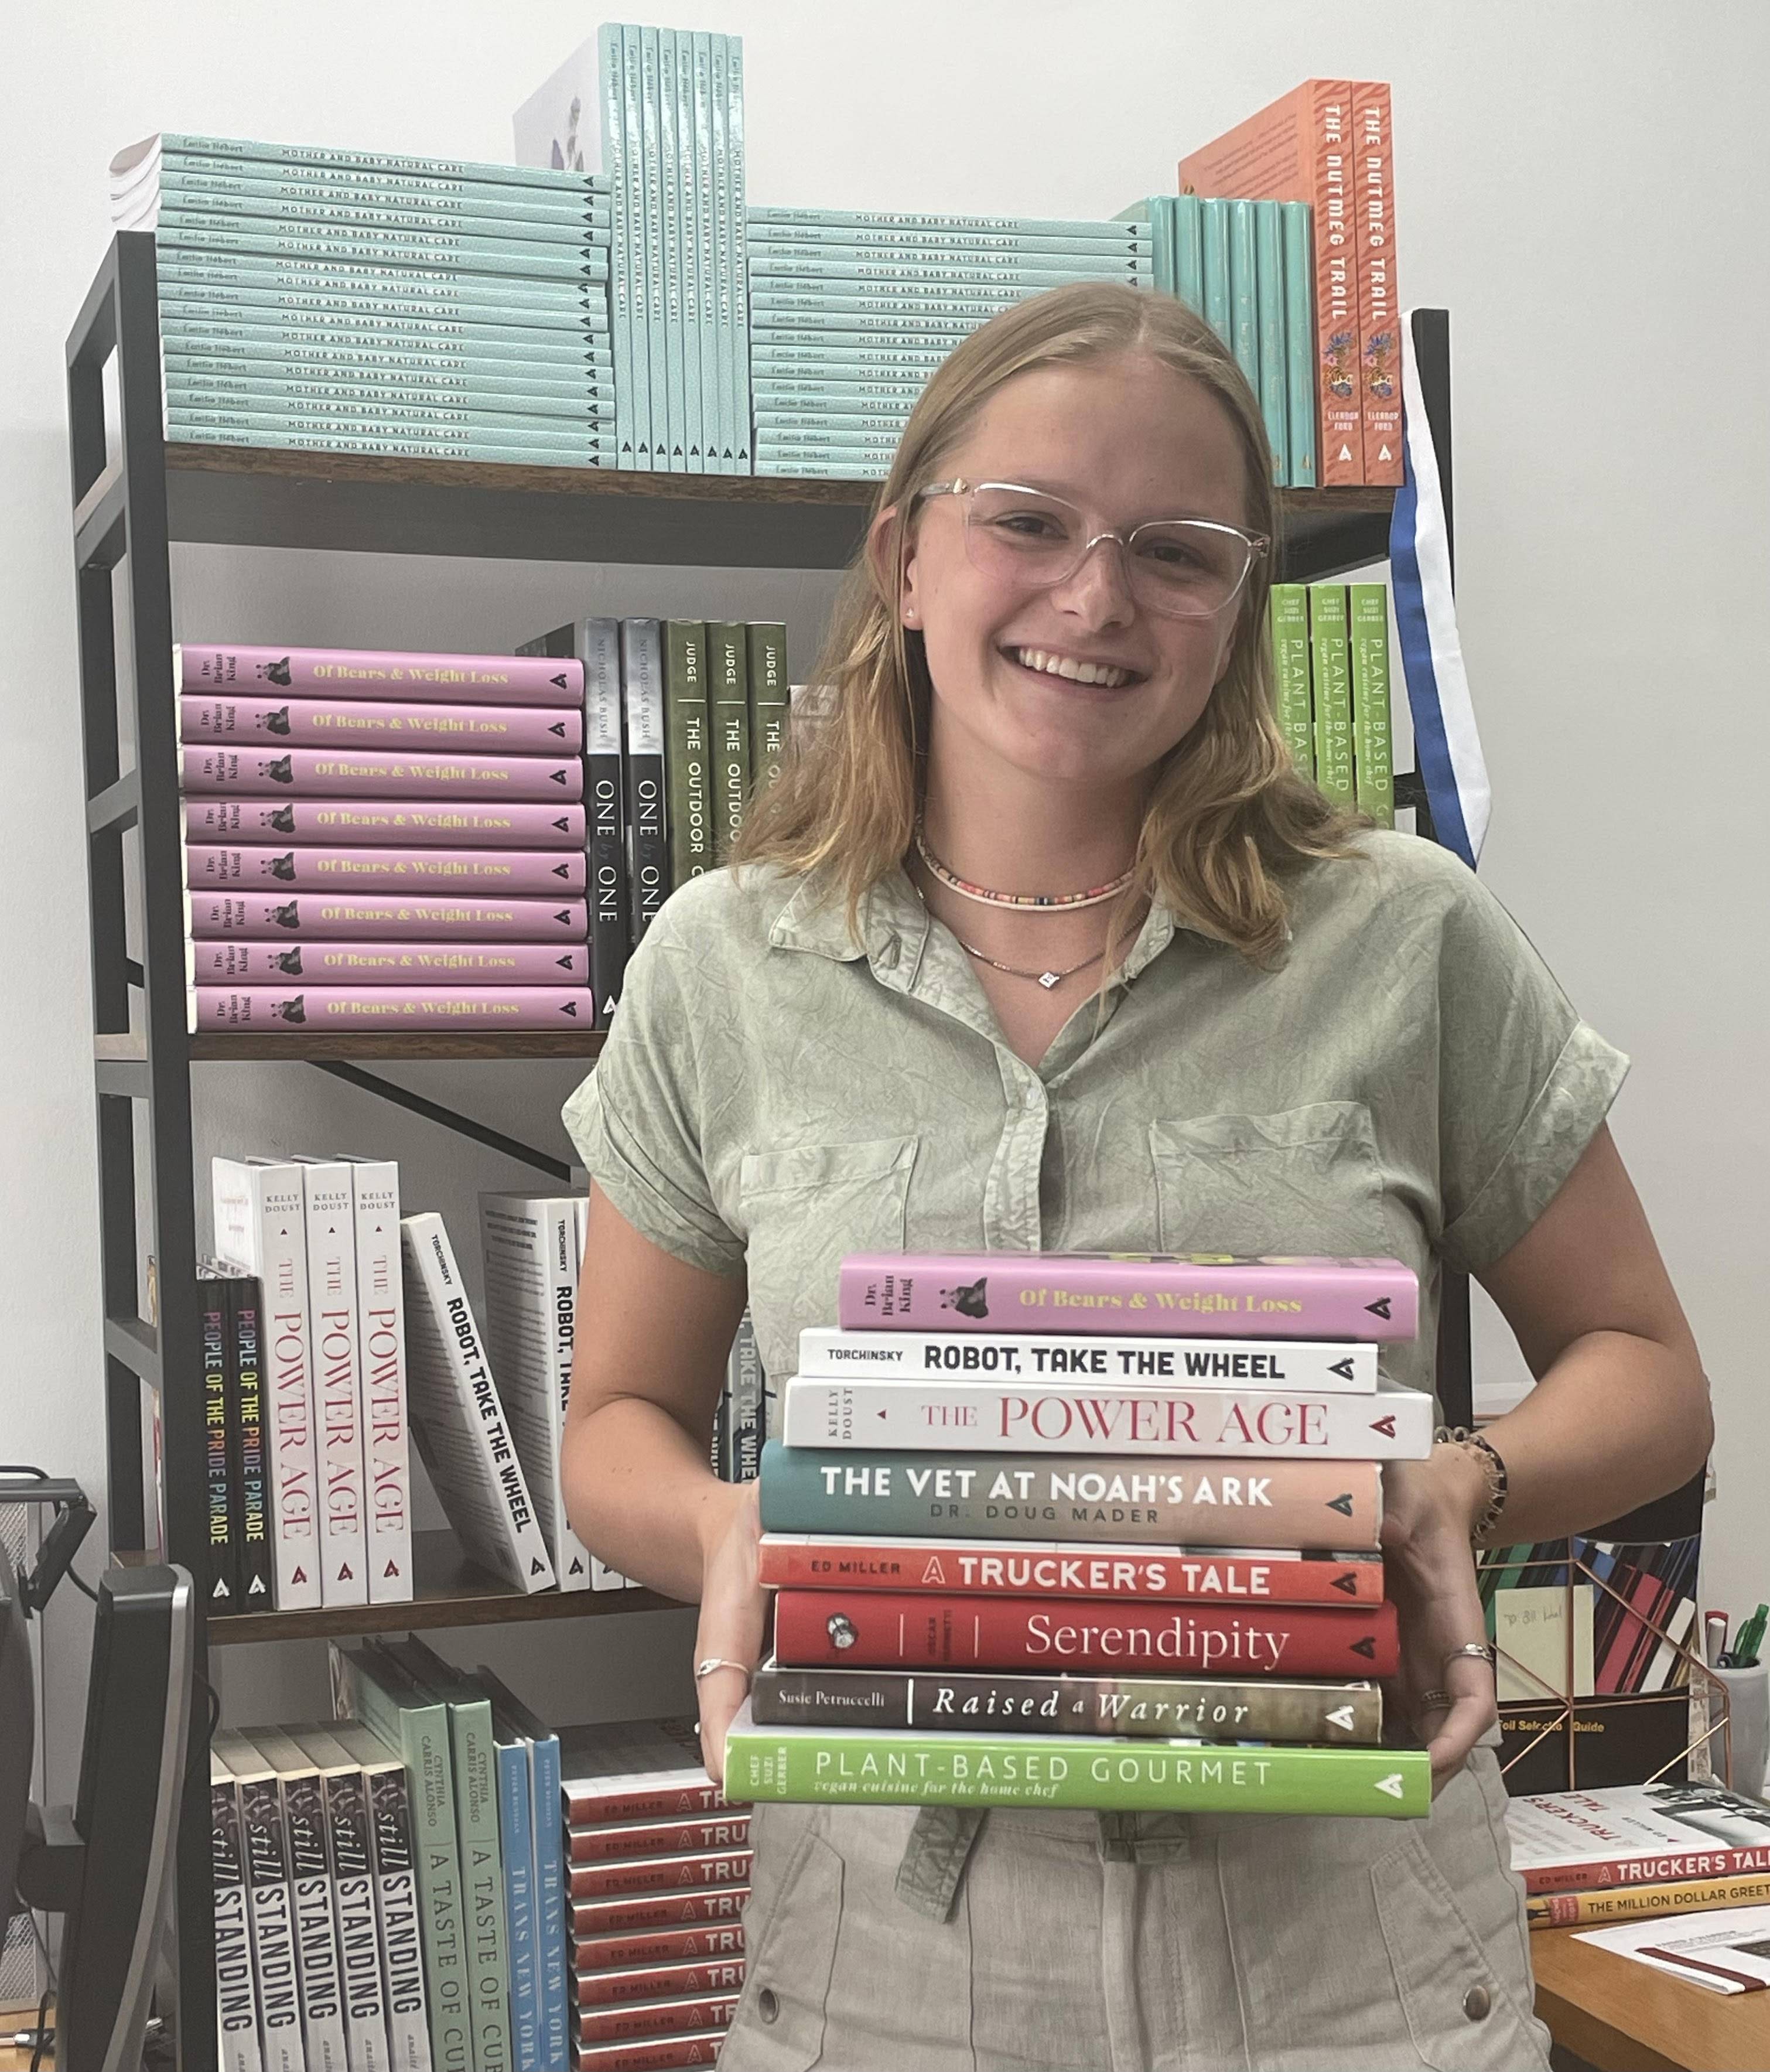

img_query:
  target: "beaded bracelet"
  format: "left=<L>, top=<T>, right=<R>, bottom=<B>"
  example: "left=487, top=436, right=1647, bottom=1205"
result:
left=1433, top=1425, right=1510, bottom=1542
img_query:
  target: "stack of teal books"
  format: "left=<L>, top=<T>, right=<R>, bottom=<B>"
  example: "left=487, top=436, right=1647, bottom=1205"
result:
left=110, top=132, right=615, bottom=467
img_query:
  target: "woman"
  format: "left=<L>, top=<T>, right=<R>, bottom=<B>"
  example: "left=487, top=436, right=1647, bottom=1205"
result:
left=561, top=282, right=1709, bottom=2071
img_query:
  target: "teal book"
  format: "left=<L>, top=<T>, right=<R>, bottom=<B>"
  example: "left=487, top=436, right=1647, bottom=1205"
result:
left=597, top=22, right=635, bottom=467
left=385, top=1637, right=510, bottom=2072
left=656, top=29, right=684, bottom=471
left=156, top=250, right=609, bottom=310
left=163, top=378, right=613, bottom=429
left=752, top=456, right=881, bottom=478
left=749, top=204, right=1151, bottom=243
left=751, top=380, right=927, bottom=409
left=332, top=1640, right=471, bottom=2072
left=750, top=313, right=992, bottom=343
left=1253, top=199, right=1287, bottom=484
left=725, top=33, right=753, bottom=471
left=155, top=276, right=610, bottom=337
left=753, top=404, right=913, bottom=431
left=750, top=283, right=1099, bottom=319
left=640, top=25, right=670, bottom=472
left=159, top=304, right=614, bottom=362
left=724, top=1698, right=1430, bottom=1816
left=620, top=25, right=652, bottom=466
left=1200, top=198, right=1231, bottom=344
left=165, top=403, right=615, bottom=453
left=749, top=254, right=1150, bottom=289
left=1309, top=585, right=1356, bottom=807
left=1348, top=583, right=1395, bottom=828
left=1281, top=202, right=1317, bottom=487
left=691, top=30, right=722, bottom=472
left=663, top=620, right=713, bottom=889
left=671, top=29, right=703, bottom=472
left=747, top=340, right=950, bottom=371
left=709, top=33, right=734, bottom=470
left=1226, top=198, right=1259, bottom=398
left=149, top=162, right=608, bottom=231
left=707, top=623, right=751, bottom=863
left=753, top=221, right=1153, bottom=259
left=165, top=352, right=614, bottom=403
left=474, top=1671, right=568, bottom=2072
left=746, top=622, right=790, bottom=798
left=1174, top=194, right=1204, bottom=313
left=168, top=425, right=614, bottom=467
left=152, top=216, right=609, bottom=283
left=1267, top=585, right=1314, bottom=777
left=143, top=131, right=600, bottom=192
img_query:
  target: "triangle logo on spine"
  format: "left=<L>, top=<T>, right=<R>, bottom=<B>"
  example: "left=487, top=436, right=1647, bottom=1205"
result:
left=1366, top=1297, right=1393, bottom=1320
left=1327, top=1493, right=1355, bottom=1517
left=1350, top=1635, right=1378, bottom=1660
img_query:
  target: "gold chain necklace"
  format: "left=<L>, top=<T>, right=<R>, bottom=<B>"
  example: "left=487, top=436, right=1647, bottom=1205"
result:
left=952, top=937, right=1108, bottom=989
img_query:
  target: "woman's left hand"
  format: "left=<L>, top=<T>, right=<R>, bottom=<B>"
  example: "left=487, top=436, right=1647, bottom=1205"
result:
left=1380, top=1445, right=1498, bottom=1791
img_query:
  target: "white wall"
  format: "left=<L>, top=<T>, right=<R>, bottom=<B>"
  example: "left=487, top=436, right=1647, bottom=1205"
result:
left=4, top=1, right=1767, bottom=1785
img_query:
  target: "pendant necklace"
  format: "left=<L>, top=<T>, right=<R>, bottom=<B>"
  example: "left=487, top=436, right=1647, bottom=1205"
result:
left=913, top=817, right=1135, bottom=911
left=952, top=938, right=1108, bottom=989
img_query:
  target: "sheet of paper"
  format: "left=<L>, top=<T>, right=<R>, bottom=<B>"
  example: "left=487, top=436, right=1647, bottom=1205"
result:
left=1576, top=1904, right=1770, bottom=1994
left=1495, top=1583, right=1594, bottom=1702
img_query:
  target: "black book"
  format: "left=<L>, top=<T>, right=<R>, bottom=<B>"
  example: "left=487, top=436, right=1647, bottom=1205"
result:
left=200, top=1259, right=275, bottom=1612
left=197, top=1263, right=241, bottom=1610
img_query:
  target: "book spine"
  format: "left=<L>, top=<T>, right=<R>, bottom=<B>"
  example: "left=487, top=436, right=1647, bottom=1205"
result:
left=346, top=1161, right=412, bottom=1606
left=707, top=36, right=732, bottom=470
left=1174, top=195, right=1204, bottom=311
left=836, top=1253, right=1417, bottom=1338
left=747, top=254, right=1149, bottom=288
left=620, top=26, right=651, bottom=467
left=190, top=942, right=590, bottom=987
left=745, top=624, right=789, bottom=800
left=1314, top=83, right=1362, bottom=482
left=780, top=1377, right=1430, bottom=1458
left=165, top=347, right=613, bottom=395
left=691, top=32, right=720, bottom=471
left=568, top=1814, right=750, bottom=1864
left=496, top=1741, right=538, bottom=2072
left=640, top=26, right=669, bottom=472
left=771, top=1588, right=1399, bottom=1677
left=182, top=798, right=586, bottom=847
left=214, top=1774, right=267, bottom=2072
left=757, top=1441, right=1382, bottom=1550
left=747, top=340, right=951, bottom=370
left=754, top=1537, right=1385, bottom=1605
left=231, top=1279, right=276, bottom=1609
left=750, top=284, right=1061, bottom=319
left=573, top=1998, right=738, bottom=2047
left=193, top=986, right=593, bottom=1032
left=619, top=620, right=668, bottom=944
left=154, top=220, right=606, bottom=282
left=159, top=307, right=612, bottom=364
left=750, top=204, right=1144, bottom=236
left=567, top=1849, right=753, bottom=1901
left=156, top=250, right=609, bottom=310
left=151, top=134, right=602, bottom=192
left=749, top=315, right=979, bottom=344
left=751, top=221, right=1153, bottom=255
left=281, top=1764, right=353, bottom=2070
left=179, top=746, right=585, bottom=803
left=675, top=28, right=703, bottom=476
left=363, top=1761, right=435, bottom=2072
left=165, top=407, right=614, bottom=456
left=186, top=892, right=587, bottom=942
left=724, top=1715, right=1429, bottom=1815
left=558, top=1200, right=594, bottom=1594
left=201, top=1276, right=242, bottom=1610
left=751, top=380, right=927, bottom=410
left=175, top=646, right=583, bottom=705
left=525, top=1729, right=568, bottom=2068
left=656, top=29, right=684, bottom=472
left=562, top=1775, right=729, bottom=1827
left=1200, top=199, right=1231, bottom=344
left=1309, top=584, right=1355, bottom=807
left=570, top=1889, right=749, bottom=1939
left=726, top=35, right=753, bottom=471
left=1527, top=1870, right=1770, bottom=1928
left=579, top=618, right=630, bottom=1027
left=186, top=847, right=586, bottom=898
left=725, top=1312, right=766, bottom=1483
left=572, top=1958, right=747, bottom=2007
left=180, top=697, right=584, bottom=755
left=573, top=1924, right=745, bottom=1974
left=706, top=624, right=750, bottom=862
left=301, top=1162, right=370, bottom=1606
left=751, top=1663, right=1383, bottom=1742
left=238, top=1773, right=308, bottom=2072
left=1280, top=202, right=1317, bottom=487
left=1267, top=585, right=1314, bottom=777
left=597, top=23, right=634, bottom=468
left=1253, top=199, right=1288, bottom=483
left=662, top=621, right=713, bottom=891
left=1348, top=583, right=1395, bottom=828
left=148, top=163, right=606, bottom=230
left=795, top=1327, right=1378, bottom=1389
left=1352, top=83, right=1402, bottom=482
left=569, top=2045, right=727, bottom=2072
left=156, top=279, right=610, bottom=341
left=441, top=1701, right=508, bottom=2072
left=319, top=1767, right=391, bottom=2072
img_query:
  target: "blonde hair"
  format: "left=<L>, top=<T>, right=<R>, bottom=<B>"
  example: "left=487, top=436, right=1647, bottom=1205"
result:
left=732, top=280, right=1364, bottom=963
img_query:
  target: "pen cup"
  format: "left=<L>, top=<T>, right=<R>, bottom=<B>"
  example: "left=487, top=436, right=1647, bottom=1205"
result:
left=1712, top=1662, right=1770, bottom=1800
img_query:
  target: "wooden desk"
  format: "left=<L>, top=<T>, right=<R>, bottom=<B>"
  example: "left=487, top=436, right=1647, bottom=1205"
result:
left=1535, top=1925, right=1770, bottom=2071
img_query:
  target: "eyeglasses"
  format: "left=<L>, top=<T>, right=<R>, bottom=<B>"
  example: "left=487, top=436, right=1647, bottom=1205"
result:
left=914, top=479, right=1269, bottom=620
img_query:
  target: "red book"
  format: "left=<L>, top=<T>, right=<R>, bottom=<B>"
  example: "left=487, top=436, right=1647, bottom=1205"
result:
left=574, top=1993, right=739, bottom=2046
left=572, top=1923, right=746, bottom=1974
left=571, top=1889, right=750, bottom=1941
left=191, top=985, right=593, bottom=1031
left=570, top=2040, right=724, bottom=2072
left=183, top=796, right=585, bottom=849
left=180, top=743, right=583, bottom=801
left=186, top=892, right=587, bottom=941
left=179, top=694, right=583, bottom=756
left=560, top=1718, right=730, bottom=1827
left=186, top=844, right=586, bottom=897
left=569, top=1849, right=754, bottom=1902
left=756, top=1534, right=1385, bottom=1605
left=772, top=1588, right=1397, bottom=1678
left=568, top=1814, right=751, bottom=1863
left=570, top=1956, right=747, bottom=2006
left=1350, top=82, right=1402, bottom=483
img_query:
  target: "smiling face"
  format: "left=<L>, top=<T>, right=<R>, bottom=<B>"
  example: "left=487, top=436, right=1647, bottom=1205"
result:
left=895, top=353, right=1256, bottom=802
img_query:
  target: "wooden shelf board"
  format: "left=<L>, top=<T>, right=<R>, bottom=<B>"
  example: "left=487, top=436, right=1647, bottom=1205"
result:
left=188, top=1029, right=605, bottom=1061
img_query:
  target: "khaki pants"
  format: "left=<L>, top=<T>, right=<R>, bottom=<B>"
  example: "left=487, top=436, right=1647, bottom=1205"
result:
left=718, top=1745, right=1553, bottom=2072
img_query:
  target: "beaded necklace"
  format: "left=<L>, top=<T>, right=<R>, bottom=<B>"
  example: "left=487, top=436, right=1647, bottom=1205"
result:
left=912, top=818, right=1135, bottom=911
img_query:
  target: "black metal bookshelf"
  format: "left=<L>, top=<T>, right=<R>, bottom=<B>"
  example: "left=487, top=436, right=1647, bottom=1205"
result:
left=66, top=228, right=1463, bottom=2067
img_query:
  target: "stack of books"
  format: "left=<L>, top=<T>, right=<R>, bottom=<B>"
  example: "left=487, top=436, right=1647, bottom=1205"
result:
left=179, top=640, right=596, bottom=1032
left=726, top=1251, right=1436, bottom=1817
left=1268, top=579, right=1394, bottom=822
left=1508, top=1781, right=1770, bottom=1930
left=208, top=1152, right=412, bottom=1614
left=562, top=1719, right=750, bottom=2066
left=746, top=207, right=1156, bottom=479
left=110, top=132, right=616, bottom=467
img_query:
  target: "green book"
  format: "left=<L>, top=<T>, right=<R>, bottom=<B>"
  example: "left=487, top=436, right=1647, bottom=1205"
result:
left=663, top=620, right=713, bottom=889
left=706, top=622, right=751, bottom=862
left=385, top=1637, right=510, bottom=2072
left=1309, top=585, right=1355, bottom=806
left=1174, top=194, right=1204, bottom=314
left=1253, top=199, right=1287, bottom=485
left=331, top=1640, right=471, bottom=2072
left=1280, top=201, right=1317, bottom=487
left=1267, top=585, right=1314, bottom=777
left=1227, top=198, right=1259, bottom=400
left=1201, top=197, right=1231, bottom=346
left=746, top=622, right=790, bottom=797
left=1349, top=584, right=1395, bottom=828
left=723, top=1698, right=1429, bottom=1815
left=1111, top=197, right=1170, bottom=295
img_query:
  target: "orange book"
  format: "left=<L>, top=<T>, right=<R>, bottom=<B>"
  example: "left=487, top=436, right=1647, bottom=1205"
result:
left=1351, top=83, right=1402, bottom=483
left=1178, top=81, right=1363, bottom=484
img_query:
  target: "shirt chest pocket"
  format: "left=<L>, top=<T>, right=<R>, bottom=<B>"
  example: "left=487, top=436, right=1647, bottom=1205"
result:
left=1148, top=1102, right=1391, bottom=1259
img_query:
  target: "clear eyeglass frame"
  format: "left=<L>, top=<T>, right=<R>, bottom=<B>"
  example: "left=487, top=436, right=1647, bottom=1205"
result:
left=914, top=477, right=1270, bottom=620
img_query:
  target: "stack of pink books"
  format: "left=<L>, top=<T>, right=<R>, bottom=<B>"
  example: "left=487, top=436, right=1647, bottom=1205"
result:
left=180, top=642, right=596, bottom=1031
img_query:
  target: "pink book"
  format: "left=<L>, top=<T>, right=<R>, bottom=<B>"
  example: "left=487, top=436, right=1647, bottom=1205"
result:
left=190, top=985, right=594, bottom=1030
left=183, top=797, right=585, bottom=849
left=180, top=695, right=583, bottom=756
left=186, top=845, right=586, bottom=898
left=175, top=641, right=583, bottom=707
left=182, top=746, right=582, bottom=801
left=186, top=892, right=587, bottom=941
left=189, top=940, right=590, bottom=985
left=836, top=1255, right=1417, bottom=1342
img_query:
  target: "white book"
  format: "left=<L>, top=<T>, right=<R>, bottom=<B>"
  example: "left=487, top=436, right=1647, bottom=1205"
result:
left=293, top=1158, right=370, bottom=1606
left=398, top=1211, right=556, bottom=1592
left=291, top=1726, right=394, bottom=2072
left=213, top=1753, right=266, bottom=2072
left=797, top=1327, right=1378, bottom=1392
left=246, top=1728, right=352, bottom=2072
left=326, top=1722, right=431, bottom=2072
left=213, top=1156, right=322, bottom=1610
left=479, top=1191, right=592, bottom=1593
left=334, top=1156, right=413, bottom=1605
left=569, top=1192, right=633, bottom=1592
left=780, top=1376, right=1435, bottom=1458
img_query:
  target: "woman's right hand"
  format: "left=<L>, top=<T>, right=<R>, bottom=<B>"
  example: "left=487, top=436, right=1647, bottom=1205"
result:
left=693, top=1477, right=767, bottom=1790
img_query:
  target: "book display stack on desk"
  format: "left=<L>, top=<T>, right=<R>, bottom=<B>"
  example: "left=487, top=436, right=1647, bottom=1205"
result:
left=726, top=1251, right=1437, bottom=1817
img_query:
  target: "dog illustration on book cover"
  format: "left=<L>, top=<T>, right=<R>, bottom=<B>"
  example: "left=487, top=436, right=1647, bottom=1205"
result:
left=261, top=706, right=292, bottom=735
left=269, top=949, right=303, bottom=977
left=267, top=805, right=296, bottom=834
left=262, top=656, right=293, bottom=686
left=271, top=995, right=307, bottom=1023
left=259, top=755, right=295, bottom=786
left=267, top=852, right=296, bottom=880
left=267, top=900, right=300, bottom=930
left=941, top=1276, right=990, bottom=1319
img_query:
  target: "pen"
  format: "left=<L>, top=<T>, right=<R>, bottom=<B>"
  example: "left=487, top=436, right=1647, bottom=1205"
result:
left=1709, top=1612, right=1731, bottom=1669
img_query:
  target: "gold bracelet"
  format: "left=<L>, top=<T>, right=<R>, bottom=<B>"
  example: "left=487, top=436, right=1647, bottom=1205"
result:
left=1433, top=1425, right=1509, bottom=1542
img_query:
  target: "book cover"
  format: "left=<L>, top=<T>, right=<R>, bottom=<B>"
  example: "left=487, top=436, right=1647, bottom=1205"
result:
left=225, top=1272, right=274, bottom=1609
left=558, top=1717, right=727, bottom=1825
left=1351, top=83, right=1402, bottom=483
left=705, top=624, right=749, bottom=863
left=292, top=1726, right=395, bottom=2072
left=723, top=1310, right=767, bottom=1484
left=572, top=1958, right=746, bottom=2008
left=723, top=33, right=753, bottom=473
left=333, top=1158, right=412, bottom=1606
left=190, top=942, right=590, bottom=988
left=165, top=350, right=613, bottom=401
left=1529, top=1871, right=1770, bottom=1931
left=155, top=254, right=609, bottom=320
left=837, top=1252, right=1417, bottom=1340
left=619, top=25, right=652, bottom=466
left=180, top=745, right=584, bottom=803
left=751, top=1659, right=1382, bottom=1743
left=213, top=1754, right=266, bottom=2072
left=291, top=1158, right=369, bottom=1607
left=192, top=986, right=593, bottom=1032
left=175, top=644, right=584, bottom=704
left=691, top=32, right=720, bottom=472
left=115, top=131, right=604, bottom=193
left=755, top=1534, right=1384, bottom=1606
left=780, top=1375, right=1432, bottom=1459
left=1253, top=199, right=1288, bottom=482
left=217, top=1732, right=307, bottom=2072
left=1309, top=584, right=1355, bottom=807
left=569, top=1849, right=753, bottom=1902
left=744, top=623, right=789, bottom=799
left=487, top=1714, right=538, bottom=2072
left=328, top=1719, right=434, bottom=2072
left=186, top=891, right=587, bottom=942
left=673, top=28, right=703, bottom=477
left=245, top=1728, right=353, bottom=2072
left=619, top=620, right=668, bottom=944
left=571, top=2042, right=725, bottom=2071
left=570, top=1889, right=749, bottom=1940
left=661, top=621, right=712, bottom=891
left=180, top=696, right=582, bottom=756
left=1267, top=585, right=1314, bottom=777
left=165, top=379, right=615, bottom=429
left=182, top=798, right=584, bottom=848
left=197, top=1268, right=242, bottom=1611
left=758, top=1440, right=1381, bottom=1550
left=187, top=846, right=586, bottom=899
left=566, top=1813, right=750, bottom=1865
left=771, top=1588, right=1398, bottom=1678
left=1200, top=198, right=1231, bottom=344
left=151, top=219, right=608, bottom=284
left=725, top=1698, right=1429, bottom=1815
left=213, top=1158, right=321, bottom=1610
left=594, top=22, right=635, bottom=466
left=474, top=1669, right=568, bottom=2072
left=573, top=1995, right=738, bottom=2047
left=1226, top=197, right=1259, bottom=407
left=167, top=427, right=617, bottom=473
left=141, top=163, right=607, bottom=231
left=1505, top=1782, right=1770, bottom=1897
left=160, top=309, right=613, bottom=366
left=1178, top=81, right=1363, bottom=482
left=639, top=25, right=669, bottom=471
left=1348, top=581, right=1395, bottom=828
left=1280, top=201, right=1317, bottom=487
left=749, top=204, right=1151, bottom=240
left=572, top=1923, right=745, bottom=1975
left=398, top=1213, right=558, bottom=1593
left=656, top=28, right=684, bottom=471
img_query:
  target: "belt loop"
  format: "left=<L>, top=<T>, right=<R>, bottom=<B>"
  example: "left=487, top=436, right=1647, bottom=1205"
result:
left=1096, top=1810, right=1137, bottom=1862
left=894, top=1805, right=987, bottom=1921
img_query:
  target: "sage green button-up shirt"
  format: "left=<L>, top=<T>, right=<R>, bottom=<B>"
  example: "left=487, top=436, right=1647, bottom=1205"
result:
left=562, top=828, right=1628, bottom=1413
